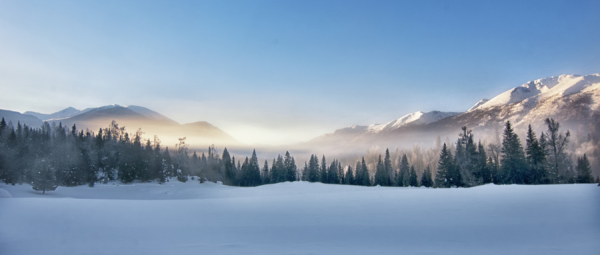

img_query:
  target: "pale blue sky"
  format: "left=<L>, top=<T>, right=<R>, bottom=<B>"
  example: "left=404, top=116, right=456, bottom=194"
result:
left=1, top=0, right=599, bottom=145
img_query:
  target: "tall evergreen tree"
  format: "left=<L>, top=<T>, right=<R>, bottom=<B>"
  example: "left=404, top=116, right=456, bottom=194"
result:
left=396, top=154, right=410, bottom=187
left=360, top=157, right=370, bottom=186
left=384, top=149, right=393, bottom=184
left=420, top=165, right=433, bottom=187
left=374, top=155, right=390, bottom=186
left=500, top=121, right=527, bottom=184
left=544, top=118, right=573, bottom=183
left=435, top=143, right=453, bottom=188
left=576, top=154, right=593, bottom=183
left=345, top=165, right=354, bottom=185
left=477, top=141, right=492, bottom=184
left=31, top=158, right=58, bottom=194
left=409, top=166, right=419, bottom=187
left=222, top=148, right=235, bottom=185
left=262, top=160, right=270, bottom=184
left=525, top=125, right=547, bottom=184
left=308, top=155, right=320, bottom=182
left=320, top=155, right=328, bottom=183
left=284, top=151, right=296, bottom=182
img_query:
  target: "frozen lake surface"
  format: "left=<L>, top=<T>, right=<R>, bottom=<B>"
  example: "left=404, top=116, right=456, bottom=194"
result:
left=1, top=180, right=598, bottom=255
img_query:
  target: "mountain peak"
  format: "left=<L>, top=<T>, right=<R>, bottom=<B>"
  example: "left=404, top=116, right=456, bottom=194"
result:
left=365, top=110, right=460, bottom=133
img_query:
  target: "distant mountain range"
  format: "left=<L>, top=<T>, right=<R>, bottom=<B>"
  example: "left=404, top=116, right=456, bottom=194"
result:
left=305, top=73, right=600, bottom=151
left=2, top=73, right=599, bottom=153
left=1, top=104, right=240, bottom=148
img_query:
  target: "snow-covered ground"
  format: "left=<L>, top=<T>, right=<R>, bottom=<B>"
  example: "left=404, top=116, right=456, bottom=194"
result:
left=0, top=180, right=598, bottom=255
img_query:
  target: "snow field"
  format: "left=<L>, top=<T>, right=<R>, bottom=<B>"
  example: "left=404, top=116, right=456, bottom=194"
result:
left=0, top=181, right=598, bottom=255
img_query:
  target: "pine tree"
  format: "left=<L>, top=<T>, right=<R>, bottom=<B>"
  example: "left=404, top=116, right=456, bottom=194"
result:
left=576, top=154, right=593, bottom=183
left=222, top=148, right=235, bottom=185
left=374, top=155, right=389, bottom=186
left=397, top=154, right=410, bottom=187
left=500, top=121, right=527, bottom=184
left=284, top=151, right=296, bottom=182
left=308, top=155, right=320, bottom=182
left=360, top=157, right=370, bottom=186
left=435, top=143, right=453, bottom=188
left=31, top=158, right=58, bottom=194
left=320, top=155, right=328, bottom=183
left=345, top=165, right=354, bottom=185
left=247, top=149, right=261, bottom=186
left=384, top=149, right=393, bottom=184
left=544, top=118, right=573, bottom=183
left=420, top=165, right=433, bottom=187
left=262, top=160, right=270, bottom=184
left=328, top=159, right=339, bottom=184
left=409, top=166, right=419, bottom=187
left=477, top=141, right=492, bottom=184
left=525, top=125, right=547, bottom=184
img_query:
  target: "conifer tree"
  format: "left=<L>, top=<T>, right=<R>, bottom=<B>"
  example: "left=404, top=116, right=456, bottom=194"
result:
left=384, top=149, right=393, bottom=184
left=435, top=143, right=453, bottom=188
left=31, top=158, right=58, bottom=194
left=262, top=160, right=270, bottom=184
left=576, top=154, right=593, bottom=183
left=397, top=154, right=410, bottom=187
left=284, top=151, right=296, bottom=182
left=501, top=121, right=527, bottom=184
left=320, top=155, right=328, bottom=183
left=308, top=155, right=320, bottom=182
left=345, top=165, right=354, bottom=185
left=409, top=166, right=419, bottom=187
left=477, top=141, right=492, bottom=184
left=222, top=148, right=235, bottom=185
left=420, top=165, right=433, bottom=187
left=328, top=159, right=339, bottom=184
left=374, top=155, right=389, bottom=186
left=360, top=157, right=370, bottom=186
left=525, top=125, right=547, bottom=184
left=544, top=118, right=573, bottom=183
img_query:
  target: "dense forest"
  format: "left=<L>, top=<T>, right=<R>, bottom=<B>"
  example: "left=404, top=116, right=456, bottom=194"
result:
left=0, top=117, right=597, bottom=193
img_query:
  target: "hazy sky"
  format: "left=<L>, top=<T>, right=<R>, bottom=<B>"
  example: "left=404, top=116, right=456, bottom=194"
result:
left=1, top=0, right=599, bottom=145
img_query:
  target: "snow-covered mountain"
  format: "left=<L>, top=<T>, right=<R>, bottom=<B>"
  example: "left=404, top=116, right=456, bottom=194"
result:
left=366, top=111, right=461, bottom=133
left=25, top=107, right=81, bottom=121
left=307, top=73, right=600, bottom=152
left=1, top=105, right=241, bottom=147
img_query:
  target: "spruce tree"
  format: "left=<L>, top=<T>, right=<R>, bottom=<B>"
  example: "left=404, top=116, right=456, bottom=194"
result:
left=31, top=158, right=58, bottom=194
left=397, top=154, right=410, bottom=187
left=477, top=141, right=492, bottom=184
left=345, top=165, right=354, bottom=185
left=308, top=155, right=320, bottom=182
left=320, top=155, right=328, bottom=183
left=222, top=148, right=235, bottom=185
left=525, top=125, right=547, bottom=184
left=384, top=149, right=393, bottom=184
left=374, top=155, right=388, bottom=186
left=284, top=151, right=296, bottom=182
left=500, top=121, right=527, bottom=184
left=262, top=160, right=270, bottom=184
left=576, top=154, right=593, bottom=183
left=409, top=166, right=419, bottom=187
left=420, top=165, right=433, bottom=187
left=354, top=161, right=362, bottom=185
left=544, top=118, right=573, bottom=183
left=360, top=157, right=370, bottom=186
left=435, top=143, right=453, bottom=188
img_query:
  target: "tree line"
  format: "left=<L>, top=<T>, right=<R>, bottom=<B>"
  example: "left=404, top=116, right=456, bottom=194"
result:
left=0, top=117, right=597, bottom=193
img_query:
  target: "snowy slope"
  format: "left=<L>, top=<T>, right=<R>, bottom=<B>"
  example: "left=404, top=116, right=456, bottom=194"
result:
left=468, top=99, right=489, bottom=111
left=24, top=107, right=81, bottom=121
left=367, top=111, right=460, bottom=133
left=471, top=74, right=595, bottom=110
left=1, top=181, right=598, bottom=255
